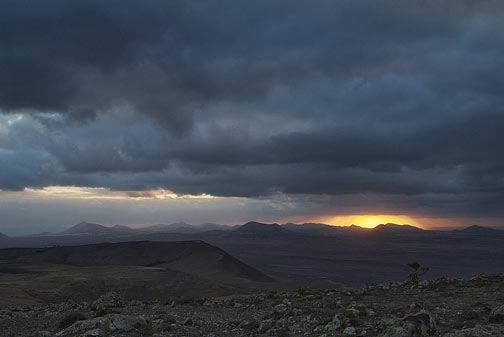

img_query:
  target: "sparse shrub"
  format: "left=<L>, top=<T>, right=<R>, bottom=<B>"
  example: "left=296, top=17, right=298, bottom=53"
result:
left=58, top=311, right=86, bottom=329
left=406, top=261, right=429, bottom=283
left=93, top=306, right=119, bottom=318
left=266, top=290, right=278, bottom=299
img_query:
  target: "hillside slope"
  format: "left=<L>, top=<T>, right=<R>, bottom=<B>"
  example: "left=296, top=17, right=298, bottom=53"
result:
left=12, top=241, right=273, bottom=282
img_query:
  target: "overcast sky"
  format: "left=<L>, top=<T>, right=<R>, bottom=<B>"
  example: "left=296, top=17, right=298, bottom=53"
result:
left=1, top=1, right=503, bottom=234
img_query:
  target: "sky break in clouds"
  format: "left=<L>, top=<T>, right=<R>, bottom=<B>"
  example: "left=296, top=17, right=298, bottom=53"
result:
left=1, top=0, right=504, bottom=234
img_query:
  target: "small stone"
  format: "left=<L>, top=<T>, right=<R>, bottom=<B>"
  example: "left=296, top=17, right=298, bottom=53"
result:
left=276, top=318, right=287, bottom=328
left=258, top=320, right=273, bottom=333
left=344, top=326, right=357, bottom=335
left=81, top=329, right=105, bottom=337
left=37, top=331, right=52, bottom=337
left=325, top=323, right=340, bottom=331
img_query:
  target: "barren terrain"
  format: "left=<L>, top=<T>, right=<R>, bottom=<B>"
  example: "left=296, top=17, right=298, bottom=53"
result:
left=1, top=274, right=503, bottom=336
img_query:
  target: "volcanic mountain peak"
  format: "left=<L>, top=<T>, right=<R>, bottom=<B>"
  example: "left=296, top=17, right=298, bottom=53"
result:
left=459, top=225, right=500, bottom=233
left=0, top=232, right=9, bottom=239
left=235, top=221, right=293, bottom=235
left=62, top=222, right=111, bottom=234
left=61, top=222, right=134, bottom=235
left=373, top=223, right=423, bottom=232
left=343, top=224, right=371, bottom=232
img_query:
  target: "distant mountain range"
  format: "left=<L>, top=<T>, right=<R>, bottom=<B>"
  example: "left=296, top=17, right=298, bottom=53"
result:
left=60, top=220, right=429, bottom=237
left=1, top=221, right=503, bottom=285
left=0, top=221, right=502, bottom=249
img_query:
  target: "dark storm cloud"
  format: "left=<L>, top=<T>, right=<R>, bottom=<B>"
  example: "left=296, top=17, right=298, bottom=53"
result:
left=1, top=0, right=504, bottom=218
left=1, top=0, right=498, bottom=125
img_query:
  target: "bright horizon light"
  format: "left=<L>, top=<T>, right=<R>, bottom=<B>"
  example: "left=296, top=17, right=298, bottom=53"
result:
left=318, top=214, right=420, bottom=229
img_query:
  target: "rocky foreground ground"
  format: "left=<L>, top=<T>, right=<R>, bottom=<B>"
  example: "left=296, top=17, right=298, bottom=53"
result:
left=1, top=275, right=503, bottom=337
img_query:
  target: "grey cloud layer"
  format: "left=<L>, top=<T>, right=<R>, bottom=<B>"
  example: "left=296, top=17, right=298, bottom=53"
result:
left=1, top=0, right=504, bottom=218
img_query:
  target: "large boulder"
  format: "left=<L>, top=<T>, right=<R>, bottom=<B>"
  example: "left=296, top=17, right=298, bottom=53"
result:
left=109, top=314, right=148, bottom=332
left=489, top=305, right=504, bottom=323
left=56, top=316, right=111, bottom=336
left=379, top=310, right=436, bottom=337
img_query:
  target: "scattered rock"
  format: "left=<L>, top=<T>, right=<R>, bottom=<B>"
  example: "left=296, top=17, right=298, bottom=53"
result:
left=91, top=292, right=124, bottom=310
left=58, top=311, right=87, bottom=329
left=443, top=324, right=504, bottom=337
left=258, top=319, right=273, bottom=333
left=37, top=331, right=52, bottom=337
left=344, top=326, right=357, bottom=335
left=489, top=305, right=504, bottom=323
left=2, top=275, right=504, bottom=337
left=81, top=329, right=105, bottom=337
left=56, top=317, right=111, bottom=336
left=109, top=314, right=148, bottom=331
left=55, top=314, right=147, bottom=336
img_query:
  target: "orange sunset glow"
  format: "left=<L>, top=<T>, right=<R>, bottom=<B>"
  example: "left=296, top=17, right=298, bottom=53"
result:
left=318, top=214, right=420, bottom=229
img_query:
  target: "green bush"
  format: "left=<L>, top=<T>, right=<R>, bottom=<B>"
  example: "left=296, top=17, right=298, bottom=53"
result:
left=406, top=261, right=429, bottom=283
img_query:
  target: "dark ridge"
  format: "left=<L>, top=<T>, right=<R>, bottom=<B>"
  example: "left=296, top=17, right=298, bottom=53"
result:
left=9, top=240, right=274, bottom=282
left=234, top=221, right=294, bottom=236
left=141, top=222, right=196, bottom=233
left=62, top=222, right=110, bottom=234
left=282, top=223, right=334, bottom=234
left=373, top=223, right=424, bottom=233
left=62, top=222, right=133, bottom=235
left=459, top=225, right=500, bottom=234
